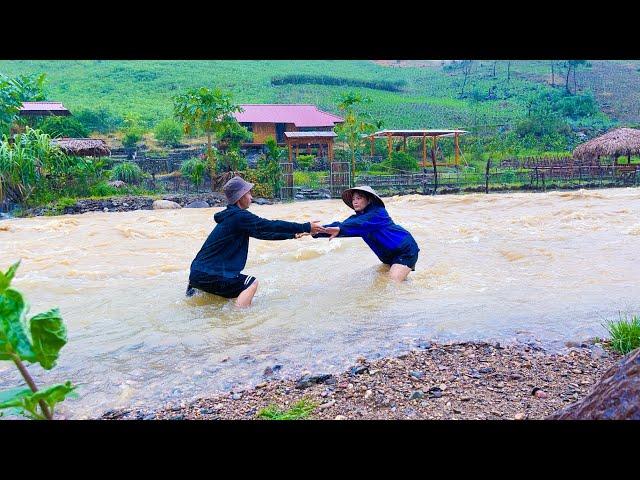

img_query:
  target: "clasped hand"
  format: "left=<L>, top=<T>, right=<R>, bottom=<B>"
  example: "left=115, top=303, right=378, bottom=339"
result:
left=295, top=222, right=340, bottom=240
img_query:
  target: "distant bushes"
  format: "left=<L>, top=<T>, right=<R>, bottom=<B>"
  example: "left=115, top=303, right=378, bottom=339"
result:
left=111, top=162, right=143, bottom=184
left=154, top=118, right=184, bottom=147
left=271, top=74, right=406, bottom=92
left=38, top=116, right=89, bottom=138
left=180, top=157, right=207, bottom=189
left=74, top=107, right=124, bottom=134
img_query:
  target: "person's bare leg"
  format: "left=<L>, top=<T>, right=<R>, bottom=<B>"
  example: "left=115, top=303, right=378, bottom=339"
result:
left=235, top=279, right=259, bottom=308
left=389, top=264, right=412, bottom=282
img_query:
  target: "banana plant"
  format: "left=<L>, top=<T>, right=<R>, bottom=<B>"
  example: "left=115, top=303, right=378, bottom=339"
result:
left=0, top=261, right=76, bottom=419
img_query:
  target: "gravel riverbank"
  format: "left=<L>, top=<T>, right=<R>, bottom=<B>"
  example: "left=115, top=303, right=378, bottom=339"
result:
left=100, top=340, right=619, bottom=420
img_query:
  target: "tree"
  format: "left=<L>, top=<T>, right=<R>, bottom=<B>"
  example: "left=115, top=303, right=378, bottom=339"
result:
left=459, top=60, right=474, bottom=96
left=336, top=91, right=377, bottom=186
left=0, top=73, right=46, bottom=136
left=173, top=87, right=242, bottom=190
left=564, top=60, right=588, bottom=94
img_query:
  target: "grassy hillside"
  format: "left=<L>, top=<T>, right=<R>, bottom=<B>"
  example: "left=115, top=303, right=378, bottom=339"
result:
left=0, top=60, right=611, bottom=129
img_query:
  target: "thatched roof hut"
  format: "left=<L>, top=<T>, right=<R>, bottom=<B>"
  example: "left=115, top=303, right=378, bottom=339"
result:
left=573, top=128, right=640, bottom=160
left=51, top=138, right=111, bottom=157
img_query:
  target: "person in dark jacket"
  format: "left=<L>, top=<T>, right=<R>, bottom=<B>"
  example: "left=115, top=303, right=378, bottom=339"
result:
left=315, top=186, right=420, bottom=282
left=187, top=176, right=327, bottom=307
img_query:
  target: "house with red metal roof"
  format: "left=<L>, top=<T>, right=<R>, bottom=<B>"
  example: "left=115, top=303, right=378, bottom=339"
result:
left=234, top=104, right=343, bottom=145
left=19, top=101, right=71, bottom=117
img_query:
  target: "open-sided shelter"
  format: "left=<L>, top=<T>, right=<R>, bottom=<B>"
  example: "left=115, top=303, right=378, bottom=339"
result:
left=573, top=127, right=640, bottom=164
left=364, top=129, right=468, bottom=168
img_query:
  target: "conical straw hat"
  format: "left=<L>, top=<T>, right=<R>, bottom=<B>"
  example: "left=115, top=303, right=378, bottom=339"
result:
left=341, top=185, right=385, bottom=210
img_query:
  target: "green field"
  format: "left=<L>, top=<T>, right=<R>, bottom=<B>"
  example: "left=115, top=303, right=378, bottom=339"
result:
left=1, top=59, right=625, bottom=131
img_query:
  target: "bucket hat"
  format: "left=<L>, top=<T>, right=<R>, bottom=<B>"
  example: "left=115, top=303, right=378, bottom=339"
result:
left=223, top=176, right=254, bottom=205
left=341, top=185, right=385, bottom=210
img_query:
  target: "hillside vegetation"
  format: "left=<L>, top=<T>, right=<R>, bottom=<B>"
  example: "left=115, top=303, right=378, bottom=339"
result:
left=1, top=60, right=634, bottom=133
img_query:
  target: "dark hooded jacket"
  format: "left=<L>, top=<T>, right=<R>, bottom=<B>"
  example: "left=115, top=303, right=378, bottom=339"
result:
left=319, top=203, right=418, bottom=264
left=190, top=205, right=310, bottom=278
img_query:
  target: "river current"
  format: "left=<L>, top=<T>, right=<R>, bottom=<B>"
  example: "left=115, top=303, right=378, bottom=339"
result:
left=1, top=188, right=639, bottom=418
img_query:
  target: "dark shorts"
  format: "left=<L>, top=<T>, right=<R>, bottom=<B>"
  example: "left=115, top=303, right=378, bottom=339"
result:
left=187, top=271, right=256, bottom=298
left=387, top=240, right=420, bottom=271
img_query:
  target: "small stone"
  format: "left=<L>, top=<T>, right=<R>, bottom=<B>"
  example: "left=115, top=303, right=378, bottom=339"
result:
left=232, top=393, right=242, bottom=400
left=479, top=367, right=495, bottom=374
left=496, top=382, right=505, bottom=389
left=409, top=390, right=424, bottom=400
left=143, top=414, right=155, bottom=420
left=460, top=396, right=471, bottom=402
left=417, top=341, right=432, bottom=349
left=410, top=370, right=424, bottom=380
left=256, top=382, right=267, bottom=389
left=364, top=389, right=373, bottom=400
left=334, top=415, right=347, bottom=420
left=534, top=390, right=548, bottom=399
left=319, top=400, right=336, bottom=410
left=369, top=369, right=380, bottom=375
left=514, top=413, right=526, bottom=420
left=350, top=365, right=368, bottom=376
left=509, top=374, right=523, bottom=381
left=428, top=386, right=443, bottom=398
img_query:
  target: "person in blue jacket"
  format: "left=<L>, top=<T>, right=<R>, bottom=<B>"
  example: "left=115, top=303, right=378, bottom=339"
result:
left=187, top=176, right=326, bottom=307
left=316, top=186, right=420, bottom=282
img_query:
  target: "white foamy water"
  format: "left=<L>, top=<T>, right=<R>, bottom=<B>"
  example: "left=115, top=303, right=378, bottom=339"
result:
left=1, top=188, right=639, bottom=418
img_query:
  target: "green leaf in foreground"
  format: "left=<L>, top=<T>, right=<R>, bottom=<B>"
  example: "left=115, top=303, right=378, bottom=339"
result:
left=30, top=308, right=67, bottom=370
left=257, top=399, right=317, bottom=420
left=0, top=288, right=36, bottom=362
left=0, top=382, right=77, bottom=419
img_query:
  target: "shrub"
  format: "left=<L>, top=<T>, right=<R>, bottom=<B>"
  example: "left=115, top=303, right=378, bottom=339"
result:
left=74, top=107, right=123, bottom=134
left=154, top=118, right=183, bottom=147
left=296, top=154, right=315, bottom=171
left=88, top=181, right=119, bottom=197
left=111, top=162, right=143, bottom=184
left=122, top=130, right=142, bottom=149
left=604, top=314, right=640, bottom=354
left=180, top=157, right=207, bottom=189
left=38, top=116, right=89, bottom=138
left=388, top=151, right=419, bottom=172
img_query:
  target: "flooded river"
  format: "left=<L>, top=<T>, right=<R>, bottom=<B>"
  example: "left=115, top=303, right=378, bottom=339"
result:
left=1, top=188, right=640, bottom=418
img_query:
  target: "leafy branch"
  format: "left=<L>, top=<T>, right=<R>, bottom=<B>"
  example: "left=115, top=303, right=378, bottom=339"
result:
left=0, top=260, right=76, bottom=419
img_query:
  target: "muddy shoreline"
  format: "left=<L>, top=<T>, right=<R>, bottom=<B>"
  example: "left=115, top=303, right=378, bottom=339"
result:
left=100, top=339, right=619, bottom=420
left=5, top=182, right=621, bottom=218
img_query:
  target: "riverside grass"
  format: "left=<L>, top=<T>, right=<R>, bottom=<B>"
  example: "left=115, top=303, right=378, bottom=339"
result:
left=257, top=398, right=317, bottom=420
left=605, top=314, right=640, bottom=355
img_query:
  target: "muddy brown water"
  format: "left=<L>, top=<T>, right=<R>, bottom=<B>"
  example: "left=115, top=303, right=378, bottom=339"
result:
left=1, top=188, right=639, bottom=418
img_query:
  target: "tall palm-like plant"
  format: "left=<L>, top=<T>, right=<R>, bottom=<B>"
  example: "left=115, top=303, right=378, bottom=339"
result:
left=336, top=92, right=377, bottom=187
left=172, top=87, right=243, bottom=190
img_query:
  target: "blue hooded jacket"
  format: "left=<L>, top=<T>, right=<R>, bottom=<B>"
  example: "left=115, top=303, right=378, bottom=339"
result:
left=190, top=205, right=310, bottom=278
left=320, top=203, right=419, bottom=265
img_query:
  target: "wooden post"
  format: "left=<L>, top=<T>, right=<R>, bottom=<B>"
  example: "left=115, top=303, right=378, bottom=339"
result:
left=403, top=136, right=407, bottom=151
left=328, top=140, right=334, bottom=161
left=422, top=133, right=427, bottom=170
left=485, top=158, right=491, bottom=194
left=387, top=134, right=392, bottom=159
left=296, top=144, right=299, bottom=160
left=370, top=136, right=375, bottom=156
left=431, top=136, right=437, bottom=166
left=288, top=142, right=292, bottom=162
left=455, top=133, right=460, bottom=167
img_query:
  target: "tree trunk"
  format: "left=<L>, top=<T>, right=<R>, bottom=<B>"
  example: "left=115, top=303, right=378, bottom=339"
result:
left=507, top=61, right=511, bottom=83
left=492, top=61, right=497, bottom=78
left=551, top=61, right=555, bottom=86
left=573, top=66, right=577, bottom=93
left=207, top=132, right=215, bottom=191
left=565, top=65, right=572, bottom=94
